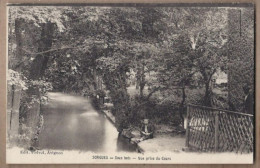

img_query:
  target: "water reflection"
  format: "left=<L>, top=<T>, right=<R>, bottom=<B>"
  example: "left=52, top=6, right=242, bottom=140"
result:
left=38, top=92, right=136, bottom=153
left=117, top=134, right=137, bottom=152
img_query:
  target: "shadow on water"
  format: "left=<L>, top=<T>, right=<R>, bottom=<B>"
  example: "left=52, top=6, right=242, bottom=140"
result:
left=38, top=92, right=137, bottom=153
left=116, top=134, right=137, bottom=153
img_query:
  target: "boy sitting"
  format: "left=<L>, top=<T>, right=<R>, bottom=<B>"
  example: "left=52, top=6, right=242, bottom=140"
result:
left=140, top=119, right=154, bottom=141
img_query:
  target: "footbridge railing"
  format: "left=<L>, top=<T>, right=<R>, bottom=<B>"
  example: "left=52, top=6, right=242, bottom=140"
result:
left=185, top=104, right=254, bottom=153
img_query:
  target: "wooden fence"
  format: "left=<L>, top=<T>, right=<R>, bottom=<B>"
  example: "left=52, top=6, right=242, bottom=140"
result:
left=185, top=104, right=254, bottom=153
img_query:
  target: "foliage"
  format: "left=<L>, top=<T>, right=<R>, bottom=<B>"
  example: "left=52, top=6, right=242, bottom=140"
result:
left=226, top=8, right=254, bottom=111
left=9, top=6, right=66, bottom=32
left=7, top=69, right=28, bottom=90
left=8, top=123, right=33, bottom=149
left=7, top=6, right=254, bottom=134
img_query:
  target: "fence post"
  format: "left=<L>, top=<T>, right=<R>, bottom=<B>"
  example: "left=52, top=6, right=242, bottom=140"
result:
left=185, top=105, right=190, bottom=147
left=214, top=110, right=219, bottom=152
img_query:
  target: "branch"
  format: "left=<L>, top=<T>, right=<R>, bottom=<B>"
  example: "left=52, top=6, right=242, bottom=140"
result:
left=177, top=71, right=197, bottom=85
left=21, top=46, right=77, bottom=56
left=146, top=86, right=161, bottom=100
left=208, top=68, right=217, bottom=83
left=13, top=46, right=79, bottom=70
left=130, top=86, right=162, bottom=113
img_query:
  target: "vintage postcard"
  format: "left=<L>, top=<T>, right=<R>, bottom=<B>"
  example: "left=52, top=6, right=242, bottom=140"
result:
left=6, top=3, right=255, bottom=164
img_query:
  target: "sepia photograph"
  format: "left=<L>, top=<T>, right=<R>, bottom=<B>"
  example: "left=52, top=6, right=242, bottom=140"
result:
left=6, top=3, right=255, bottom=164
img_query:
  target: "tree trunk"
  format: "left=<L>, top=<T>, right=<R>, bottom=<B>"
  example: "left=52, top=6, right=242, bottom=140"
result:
left=7, top=19, right=23, bottom=137
left=139, top=63, right=145, bottom=98
left=30, top=22, right=55, bottom=80
left=180, top=86, right=186, bottom=128
left=27, top=22, right=54, bottom=148
left=136, top=62, right=140, bottom=90
left=93, top=67, right=97, bottom=90
left=200, top=68, right=215, bottom=107
left=204, top=81, right=212, bottom=106
left=7, top=85, right=21, bottom=136
left=12, top=19, right=24, bottom=71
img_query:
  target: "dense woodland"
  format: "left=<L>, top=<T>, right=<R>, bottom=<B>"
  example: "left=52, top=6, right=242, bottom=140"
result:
left=7, top=6, right=254, bottom=147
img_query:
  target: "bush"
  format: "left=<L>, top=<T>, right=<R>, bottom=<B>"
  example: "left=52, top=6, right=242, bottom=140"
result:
left=126, top=96, right=182, bottom=127
left=90, top=96, right=101, bottom=110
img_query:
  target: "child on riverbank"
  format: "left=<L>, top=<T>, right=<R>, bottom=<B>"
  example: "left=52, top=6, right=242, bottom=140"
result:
left=140, top=119, right=154, bottom=141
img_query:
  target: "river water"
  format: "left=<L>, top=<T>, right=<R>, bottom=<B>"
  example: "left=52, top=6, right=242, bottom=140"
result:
left=38, top=92, right=136, bottom=153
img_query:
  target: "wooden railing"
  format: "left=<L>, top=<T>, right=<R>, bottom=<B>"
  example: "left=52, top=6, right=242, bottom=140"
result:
left=185, top=104, right=254, bottom=153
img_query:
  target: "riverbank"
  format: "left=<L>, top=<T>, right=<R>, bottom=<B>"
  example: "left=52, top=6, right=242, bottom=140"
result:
left=138, top=133, right=185, bottom=153
left=100, top=103, right=186, bottom=153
